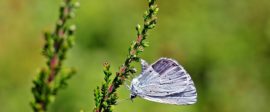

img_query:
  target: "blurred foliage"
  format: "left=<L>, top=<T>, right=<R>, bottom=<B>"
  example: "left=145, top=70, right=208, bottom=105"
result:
left=31, top=0, right=79, bottom=111
left=0, top=0, right=270, bottom=112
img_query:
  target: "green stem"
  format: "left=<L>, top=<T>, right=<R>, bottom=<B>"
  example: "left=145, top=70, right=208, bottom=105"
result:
left=31, top=0, right=79, bottom=112
left=93, top=0, right=159, bottom=112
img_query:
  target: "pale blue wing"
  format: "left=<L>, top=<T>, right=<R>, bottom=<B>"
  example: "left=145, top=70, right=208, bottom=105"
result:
left=140, top=77, right=197, bottom=105
left=133, top=58, right=197, bottom=104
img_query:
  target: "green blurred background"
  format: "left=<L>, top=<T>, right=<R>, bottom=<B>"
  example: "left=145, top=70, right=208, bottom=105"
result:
left=1, top=0, right=270, bottom=112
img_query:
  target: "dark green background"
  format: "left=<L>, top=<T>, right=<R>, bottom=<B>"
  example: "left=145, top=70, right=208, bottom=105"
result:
left=1, top=0, right=270, bottom=111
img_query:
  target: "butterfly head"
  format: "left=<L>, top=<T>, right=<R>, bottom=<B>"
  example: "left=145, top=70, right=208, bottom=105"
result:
left=129, top=83, right=138, bottom=101
left=130, top=93, right=137, bottom=101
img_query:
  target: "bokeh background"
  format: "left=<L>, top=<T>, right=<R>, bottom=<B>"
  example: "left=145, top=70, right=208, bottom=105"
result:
left=1, top=0, right=270, bottom=112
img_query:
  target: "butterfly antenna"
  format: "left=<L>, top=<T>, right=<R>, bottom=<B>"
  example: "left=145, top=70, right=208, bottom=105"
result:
left=124, top=81, right=131, bottom=90
left=125, top=74, right=135, bottom=88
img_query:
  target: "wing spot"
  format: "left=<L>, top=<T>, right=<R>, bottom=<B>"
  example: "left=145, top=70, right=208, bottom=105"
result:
left=172, top=63, right=178, bottom=66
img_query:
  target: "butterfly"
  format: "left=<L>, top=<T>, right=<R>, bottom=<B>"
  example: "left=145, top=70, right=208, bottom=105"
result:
left=129, top=58, right=197, bottom=105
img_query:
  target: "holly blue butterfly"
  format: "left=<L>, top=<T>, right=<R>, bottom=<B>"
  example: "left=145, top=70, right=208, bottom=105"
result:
left=129, top=58, right=197, bottom=105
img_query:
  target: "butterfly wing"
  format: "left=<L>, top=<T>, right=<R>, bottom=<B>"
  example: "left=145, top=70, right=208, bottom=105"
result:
left=133, top=58, right=197, bottom=105
left=140, top=73, right=197, bottom=105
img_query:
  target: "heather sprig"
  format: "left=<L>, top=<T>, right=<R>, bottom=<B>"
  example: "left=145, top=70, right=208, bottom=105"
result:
left=31, top=0, right=79, bottom=112
left=93, top=0, right=159, bottom=112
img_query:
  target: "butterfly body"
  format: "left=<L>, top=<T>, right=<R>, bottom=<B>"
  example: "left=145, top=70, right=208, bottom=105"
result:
left=130, top=58, right=197, bottom=105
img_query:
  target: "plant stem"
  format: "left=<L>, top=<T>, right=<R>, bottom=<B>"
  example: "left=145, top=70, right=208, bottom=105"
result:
left=93, top=0, right=159, bottom=112
left=31, top=0, right=79, bottom=112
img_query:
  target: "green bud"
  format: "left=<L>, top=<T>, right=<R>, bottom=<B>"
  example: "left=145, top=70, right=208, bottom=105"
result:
left=136, top=24, right=142, bottom=35
left=150, top=5, right=157, bottom=11
left=57, top=20, right=63, bottom=26
left=148, top=0, right=156, bottom=5
left=136, top=24, right=141, bottom=31
left=69, top=25, right=76, bottom=32
left=142, top=41, right=150, bottom=47
left=154, top=8, right=159, bottom=14
left=74, top=2, right=80, bottom=8
left=131, top=41, right=136, bottom=48
left=145, top=21, right=150, bottom=26
left=137, top=46, right=144, bottom=53
left=68, top=12, right=75, bottom=18
left=148, top=24, right=156, bottom=29
left=143, top=11, right=149, bottom=19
